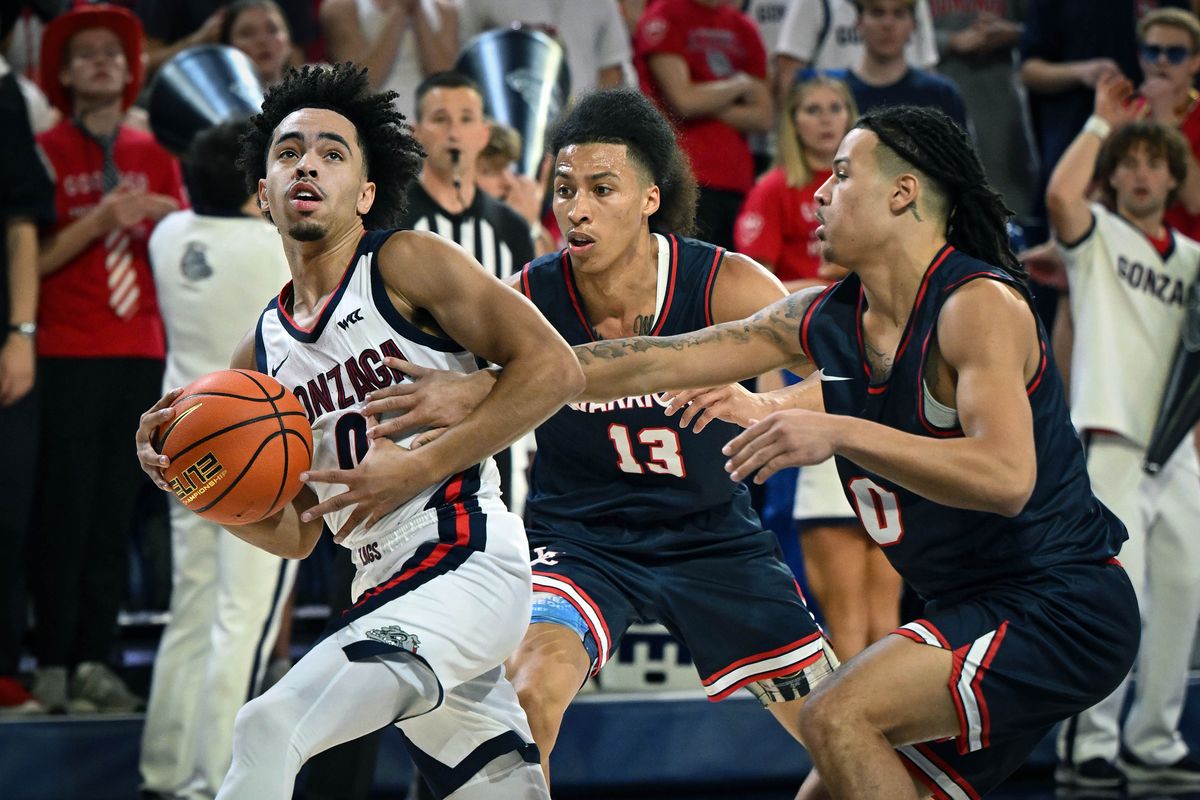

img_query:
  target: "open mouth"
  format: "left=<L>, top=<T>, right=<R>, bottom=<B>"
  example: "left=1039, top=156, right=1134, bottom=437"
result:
left=288, top=183, right=323, bottom=212
left=567, top=231, right=596, bottom=254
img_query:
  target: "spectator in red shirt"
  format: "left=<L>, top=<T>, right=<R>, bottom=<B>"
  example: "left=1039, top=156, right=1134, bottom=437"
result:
left=29, top=4, right=185, bottom=715
left=634, top=0, right=773, bottom=249
left=735, top=72, right=856, bottom=290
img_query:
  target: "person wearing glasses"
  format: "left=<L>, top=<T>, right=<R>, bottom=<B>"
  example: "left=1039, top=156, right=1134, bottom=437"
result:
left=1140, top=8, right=1200, bottom=241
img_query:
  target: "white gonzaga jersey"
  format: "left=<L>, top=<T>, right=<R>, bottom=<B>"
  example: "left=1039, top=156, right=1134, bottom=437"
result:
left=1063, top=203, right=1200, bottom=447
left=256, top=230, right=502, bottom=549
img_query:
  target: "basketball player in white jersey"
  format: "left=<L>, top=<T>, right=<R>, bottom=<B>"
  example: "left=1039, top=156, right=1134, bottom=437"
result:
left=1047, top=71, right=1200, bottom=789
left=135, top=63, right=581, bottom=799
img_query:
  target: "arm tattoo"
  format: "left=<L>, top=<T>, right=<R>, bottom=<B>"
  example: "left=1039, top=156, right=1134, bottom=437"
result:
left=574, top=288, right=820, bottom=365
left=633, top=313, right=654, bottom=336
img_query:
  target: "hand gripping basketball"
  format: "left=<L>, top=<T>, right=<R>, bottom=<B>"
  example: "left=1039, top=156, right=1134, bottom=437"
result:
left=144, top=370, right=314, bottom=524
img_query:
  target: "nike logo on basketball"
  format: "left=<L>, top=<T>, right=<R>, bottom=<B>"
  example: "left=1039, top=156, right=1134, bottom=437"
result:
left=270, top=353, right=290, bottom=377
left=337, top=308, right=364, bottom=330
left=816, top=368, right=851, bottom=382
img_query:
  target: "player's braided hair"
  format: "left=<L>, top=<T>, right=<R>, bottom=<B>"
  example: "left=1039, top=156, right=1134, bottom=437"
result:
left=855, top=106, right=1026, bottom=284
left=238, top=62, right=424, bottom=229
left=550, top=88, right=698, bottom=236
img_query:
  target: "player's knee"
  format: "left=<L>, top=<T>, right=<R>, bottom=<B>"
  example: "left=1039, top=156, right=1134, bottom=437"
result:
left=513, top=677, right=569, bottom=742
left=231, top=688, right=302, bottom=758
left=797, top=686, right=856, bottom=750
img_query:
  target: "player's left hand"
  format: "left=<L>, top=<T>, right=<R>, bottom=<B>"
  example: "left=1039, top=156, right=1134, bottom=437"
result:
left=722, top=409, right=840, bottom=483
left=361, top=357, right=495, bottom=440
left=300, top=434, right=432, bottom=541
left=663, top=383, right=766, bottom=433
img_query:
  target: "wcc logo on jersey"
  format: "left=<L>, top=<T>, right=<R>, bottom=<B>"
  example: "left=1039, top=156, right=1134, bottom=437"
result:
left=337, top=308, right=364, bottom=330
left=169, top=452, right=226, bottom=506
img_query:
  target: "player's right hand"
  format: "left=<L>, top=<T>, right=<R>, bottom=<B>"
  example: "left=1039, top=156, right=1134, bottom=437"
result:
left=135, top=387, right=185, bottom=491
left=663, top=383, right=765, bottom=433
left=362, top=357, right=496, bottom=440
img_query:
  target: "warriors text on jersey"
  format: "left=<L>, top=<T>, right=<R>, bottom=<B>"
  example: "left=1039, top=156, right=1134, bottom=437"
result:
left=255, top=230, right=501, bottom=548
left=519, top=234, right=758, bottom=528
left=800, top=245, right=1127, bottom=601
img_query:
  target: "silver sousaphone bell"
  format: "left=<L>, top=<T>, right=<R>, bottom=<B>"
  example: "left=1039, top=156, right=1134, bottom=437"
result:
left=1145, top=281, right=1200, bottom=474
left=147, top=44, right=265, bottom=155
left=455, top=26, right=571, bottom=177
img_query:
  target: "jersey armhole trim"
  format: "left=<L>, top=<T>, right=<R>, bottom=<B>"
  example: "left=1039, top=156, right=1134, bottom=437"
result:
left=369, top=250, right=466, bottom=354
left=703, top=247, right=726, bottom=327
left=1059, top=212, right=1096, bottom=251
left=799, top=281, right=837, bottom=363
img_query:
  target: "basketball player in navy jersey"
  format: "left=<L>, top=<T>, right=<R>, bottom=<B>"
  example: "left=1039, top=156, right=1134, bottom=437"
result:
left=365, top=88, right=840, bottom=789
left=134, top=63, right=581, bottom=799
left=559, top=105, right=1142, bottom=798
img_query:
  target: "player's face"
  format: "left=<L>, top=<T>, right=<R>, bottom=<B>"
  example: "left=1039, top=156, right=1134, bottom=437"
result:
left=1139, top=24, right=1200, bottom=92
left=414, top=88, right=490, bottom=176
left=259, top=108, right=376, bottom=242
left=793, top=85, right=852, bottom=161
left=813, top=128, right=895, bottom=266
left=857, top=0, right=915, bottom=60
left=1110, top=141, right=1178, bottom=219
left=60, top=28, right=130, bottom=105
left=552, top=143, right=660, bottom=272
left=228, top=4, right=292, bottom=85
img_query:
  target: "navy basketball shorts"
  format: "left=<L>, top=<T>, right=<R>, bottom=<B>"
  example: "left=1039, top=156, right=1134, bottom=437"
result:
left=526, top=509, right=837, bottom=704
left=892, top=560, right=1140, bottom=798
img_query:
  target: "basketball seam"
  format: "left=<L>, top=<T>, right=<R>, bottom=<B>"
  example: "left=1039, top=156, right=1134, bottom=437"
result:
left=192, top=429, right=304, bottom=517
left=240, top=369, right=295, bottom=518
left=163, top=409, right=308, bottom=462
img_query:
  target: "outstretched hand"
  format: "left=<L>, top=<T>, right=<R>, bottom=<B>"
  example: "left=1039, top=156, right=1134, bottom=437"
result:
left=663, top=383, right=767, bottom=433
left=361, top=357, right=495, bottom=440
left=300, top=433, right=433, bottom=542
left=722, top=409, right=842, bottom=483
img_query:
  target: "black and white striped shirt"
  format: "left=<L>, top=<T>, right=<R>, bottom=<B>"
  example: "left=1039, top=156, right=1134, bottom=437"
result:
left=398, top=180, right=533, bottom=280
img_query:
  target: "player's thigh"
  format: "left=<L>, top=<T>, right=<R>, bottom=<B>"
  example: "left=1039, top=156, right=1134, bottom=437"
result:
left=505, top=622, right=592, bottom=713
left=800, top=524, right=872, bottom=597
left=802, top=634, right=959, bottom=748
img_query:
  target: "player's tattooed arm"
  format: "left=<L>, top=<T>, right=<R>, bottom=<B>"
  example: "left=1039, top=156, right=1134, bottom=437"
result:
left=574, top=286, right=821, bottom=402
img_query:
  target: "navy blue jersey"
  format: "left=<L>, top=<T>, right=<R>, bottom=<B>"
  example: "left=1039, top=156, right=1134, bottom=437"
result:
left=801, top=245, right=1126, bottom=601
left=521, top=234, right=757, bottom=526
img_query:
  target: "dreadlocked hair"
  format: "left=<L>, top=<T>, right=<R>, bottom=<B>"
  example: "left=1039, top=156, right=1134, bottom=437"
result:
left=854, top=106, right=1025, bottom=283
left=550, top=88, right=698, bottom=236
left=238, top=62, right=425, bottom=229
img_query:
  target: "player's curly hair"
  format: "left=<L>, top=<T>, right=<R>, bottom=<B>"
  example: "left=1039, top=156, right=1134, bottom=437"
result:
left=238, top=62, right=424, bottom=229
left=550, top=88, right=698, bottom=236
left=855, top=105, right=1026, bottom=284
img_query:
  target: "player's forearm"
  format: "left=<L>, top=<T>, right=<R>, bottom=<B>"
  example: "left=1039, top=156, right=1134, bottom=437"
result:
left=832, top=417, right=1035, bottom=517
left=223, top=497, right=323, bottom=559
left=409, top=347, right=583, bottom=480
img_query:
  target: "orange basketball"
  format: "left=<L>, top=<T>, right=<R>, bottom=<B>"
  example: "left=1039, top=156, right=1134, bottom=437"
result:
left=155, top=369, right=314, bottom=525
